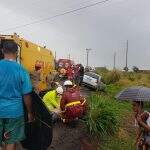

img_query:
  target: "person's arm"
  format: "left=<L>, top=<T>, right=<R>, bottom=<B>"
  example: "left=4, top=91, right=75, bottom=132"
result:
left=51, top=98, right=59, bottom=108
left=23, top=94, right=34, bottom=122
left=21, top=67, right=34, bottom=122
left=135, top=126, right=142, bottom=144
left=137, top=117, right=150, bottom=131
left=79, top=90, right=86, bottom=105
left=80, top=96, right=85, bottom=103
left=137, top=113, right=150, bottom=132
left=139, top=122, right=150, bottom=131
left=60, top=94, right=66, bottom=111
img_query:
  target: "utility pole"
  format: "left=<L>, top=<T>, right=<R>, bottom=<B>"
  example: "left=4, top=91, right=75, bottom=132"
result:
left=126, top=40, right=128, bottom=69
left=86, top=48, right=92, bottom=67
left=113, top=51, right=116, bottom=70
left=124, top=40, right=129, bottom=72
left=68, top=54, right=70, bottom=60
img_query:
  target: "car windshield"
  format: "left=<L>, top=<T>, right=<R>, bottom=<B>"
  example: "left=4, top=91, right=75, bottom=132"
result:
left=84, top=72, right=100, bottom=80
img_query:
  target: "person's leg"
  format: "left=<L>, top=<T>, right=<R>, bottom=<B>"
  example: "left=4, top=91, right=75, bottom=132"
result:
left=4, top=117, right=25, bottom=150
left=143, top=143, right=150, bottom=150
left=5, top=143, right=16, bottom=150
left=0, top=119, right=4, bottom=150
left=51, top=112, right=59, bottom=123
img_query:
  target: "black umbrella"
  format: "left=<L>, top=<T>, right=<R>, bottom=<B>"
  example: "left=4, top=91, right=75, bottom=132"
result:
left=116, top=86, right=150, bottom=101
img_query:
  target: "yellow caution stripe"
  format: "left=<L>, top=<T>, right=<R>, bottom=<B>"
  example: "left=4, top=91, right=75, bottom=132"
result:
left=65, top=101, right=81, bottom=107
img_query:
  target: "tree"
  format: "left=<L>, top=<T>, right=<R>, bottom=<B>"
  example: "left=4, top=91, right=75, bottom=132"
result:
left=123, top=66, right=129, bottom=72
left=132, top=66, right=139, bottom=73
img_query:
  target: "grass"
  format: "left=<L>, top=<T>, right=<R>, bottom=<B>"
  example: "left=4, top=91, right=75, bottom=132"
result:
left=85, top=91, right=134, bottom=149
left=101, top=135, right=135, bottom=150
left=85, top=94, right=131, bottom=136
left=85, top=69, right=150, bottom=149
left=96, top=68, right=150, bottom=87
left=85, top=95, right=120, bottom=136
left=100, top=111, right=135, bottom=150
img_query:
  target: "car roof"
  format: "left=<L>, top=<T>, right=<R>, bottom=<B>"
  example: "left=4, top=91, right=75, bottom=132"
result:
left=84, top=72, right=101, bottom=78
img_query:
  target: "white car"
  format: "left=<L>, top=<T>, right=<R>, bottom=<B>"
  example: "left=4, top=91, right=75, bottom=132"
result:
left=82, top=72, right=103, bottom=90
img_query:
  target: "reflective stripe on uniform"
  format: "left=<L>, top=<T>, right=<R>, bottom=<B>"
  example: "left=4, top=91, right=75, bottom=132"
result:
left=65, top=101, right=81, bottom=107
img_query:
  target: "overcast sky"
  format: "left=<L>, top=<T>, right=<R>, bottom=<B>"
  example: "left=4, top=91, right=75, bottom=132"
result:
left=0, top=0, right=150, bottom=69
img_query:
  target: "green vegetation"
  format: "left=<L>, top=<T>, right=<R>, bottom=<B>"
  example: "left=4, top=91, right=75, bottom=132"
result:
left=96, top=69, right=121, bottom=85
left=85, top=69, right=150, bottom=149
left=96, top=68, right=150, bottom=87
left=85, top=94, right=130, bottom=136
left=101, top=135, right=135, bottom=150
left=103, top=70, right=121, bottom=85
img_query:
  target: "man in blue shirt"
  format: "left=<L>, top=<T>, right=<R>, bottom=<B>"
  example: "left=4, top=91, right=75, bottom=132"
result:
left=0, top=41, right=34, bottom=150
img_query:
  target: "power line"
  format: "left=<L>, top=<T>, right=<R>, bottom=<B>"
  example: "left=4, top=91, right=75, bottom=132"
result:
left=0, top=0, right=110, bottom=32
left=2, top=0, right=92, bottom=18
left=0, top=0, right=95, bottom=29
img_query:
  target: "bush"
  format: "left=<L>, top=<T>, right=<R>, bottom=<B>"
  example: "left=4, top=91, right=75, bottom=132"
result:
left=147, top=76, right=150, bottom=81
left=85, top=95, right=122, bottom=136
left=102, top=70, right=121, bottom=85
left=127, top=73, right=135, bottom=81
left=137, top=74, right=142, bottom=80
left=95, top=67, right=109, bottom=74
left=106, top=84, right=123, bottom=97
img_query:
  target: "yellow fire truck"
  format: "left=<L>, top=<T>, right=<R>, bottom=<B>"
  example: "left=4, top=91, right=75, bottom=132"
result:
left=0, top=33, right=55, bottom=91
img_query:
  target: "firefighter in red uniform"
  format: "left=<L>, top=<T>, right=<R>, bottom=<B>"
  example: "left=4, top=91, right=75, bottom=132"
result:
left=66, top=66, right=74, bottom=81
left=60, top=80, right=87, bottom=123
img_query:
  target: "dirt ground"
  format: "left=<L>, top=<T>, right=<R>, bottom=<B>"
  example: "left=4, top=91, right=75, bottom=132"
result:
left=18, top=121, right=97, bottom=150
left=49, top=121, right=87, bottom=150
left=48, top=86, right=96, bottom=150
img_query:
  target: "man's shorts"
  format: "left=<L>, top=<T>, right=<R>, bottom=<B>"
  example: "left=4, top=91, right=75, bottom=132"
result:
left=0, top=116, right=25, bottom=144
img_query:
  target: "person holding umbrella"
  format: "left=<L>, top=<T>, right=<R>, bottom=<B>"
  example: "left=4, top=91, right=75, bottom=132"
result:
left=116, top=86, right=150, bottom=150
left=132, top=101, right=150, bottom=150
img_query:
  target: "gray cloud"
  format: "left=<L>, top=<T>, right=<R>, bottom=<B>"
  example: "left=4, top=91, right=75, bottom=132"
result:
left=0, top=0, right=150, bottom=69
